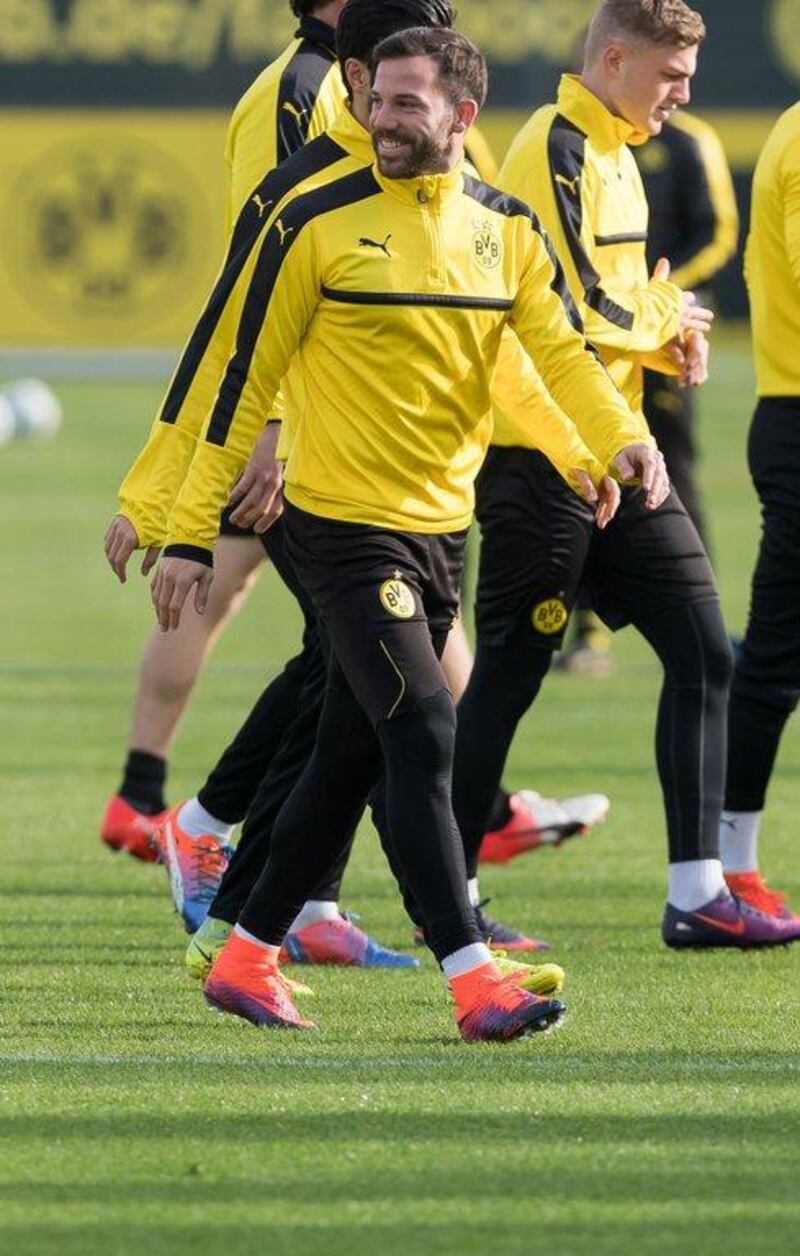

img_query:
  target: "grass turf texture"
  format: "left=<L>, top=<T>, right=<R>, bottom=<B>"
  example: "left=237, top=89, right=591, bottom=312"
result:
left=1, top=327, right=799, bottom=1255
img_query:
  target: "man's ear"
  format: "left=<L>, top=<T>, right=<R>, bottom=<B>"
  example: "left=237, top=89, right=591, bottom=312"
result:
left=345, top=57, right=370, bottom=99
left=452, top=98, right=479, bottom=135
left=602, top=40, right=625, bottom=79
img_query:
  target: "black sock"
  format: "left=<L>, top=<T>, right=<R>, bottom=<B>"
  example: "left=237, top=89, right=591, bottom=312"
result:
left=487, top=789, right=512, bottom=832
left=119, top=750, right=167, bottom=815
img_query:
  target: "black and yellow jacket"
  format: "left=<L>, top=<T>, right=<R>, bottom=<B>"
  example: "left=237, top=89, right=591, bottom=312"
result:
left=119, top=109, right=613, bottom=547
left=497, top=74, right=685, bottom=425
left=635, top=112, right=739, bottom=291
left=153, top=158, right=646, bottom=561
left=745, top=101, right=800, bottom=397
left=224, top=14, right=346, bottom=231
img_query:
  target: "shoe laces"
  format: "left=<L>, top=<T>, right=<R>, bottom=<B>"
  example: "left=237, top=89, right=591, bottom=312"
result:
left=731, top=872, right=787, bottom=916
left=189, top=838, right=228, bottom=899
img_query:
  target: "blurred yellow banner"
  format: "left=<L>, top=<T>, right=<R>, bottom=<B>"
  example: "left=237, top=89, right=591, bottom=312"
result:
left=0, top=110, right=229, bottom=347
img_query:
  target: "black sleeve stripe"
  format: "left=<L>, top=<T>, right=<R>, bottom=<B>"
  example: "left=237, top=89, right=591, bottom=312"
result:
left=276, top=44, right=336, bottom=164
left=547, top=114, right=634, bottom=334
left=594, top=232, right=648, bottom=246
left=159, top=134, right=346, bottom=427
left=206, top=167, right=381, bottom=449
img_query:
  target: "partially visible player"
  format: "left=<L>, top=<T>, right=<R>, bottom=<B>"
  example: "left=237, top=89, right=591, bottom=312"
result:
left=454, top=0, right=799, bottom=949
left=101, top=0, right=348, bottom=861
left=718, top=101, right=800, bottom=922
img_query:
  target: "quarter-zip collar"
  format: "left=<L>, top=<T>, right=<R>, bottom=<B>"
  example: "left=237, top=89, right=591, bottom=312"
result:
left=557, top=74, right=649, bottom=152
left=296, top=14, right=338, bottom=57
left=328, top=105, right=374, bottom=165
left=372, top=162, right=464, bottom=210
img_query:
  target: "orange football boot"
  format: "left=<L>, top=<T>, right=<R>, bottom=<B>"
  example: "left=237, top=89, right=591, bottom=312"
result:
left=451, top=962, right=566, bottom=1043
left=204, top=933, right=315, bottom=1030
left=101, top=794, right=165, bottom=863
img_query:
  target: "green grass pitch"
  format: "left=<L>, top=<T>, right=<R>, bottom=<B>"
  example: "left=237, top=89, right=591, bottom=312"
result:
left=1, top=328, right=799, bottom=1255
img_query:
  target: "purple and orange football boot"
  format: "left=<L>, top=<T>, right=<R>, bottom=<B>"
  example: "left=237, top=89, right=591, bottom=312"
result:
left=452, top=964, right=566, bottom=1043
left=662, top=890, right=799, bottom=949
left=204, top=934, right=315, bottom=1030
left=101, top=794, right=165, bottom=863
left=281, top=916, right=419, bottom=968
left=475, top=900, right=551, bottom=953
left=724, top=871, right=800, bottom=928
left=156, top=804, right=233, bottom=934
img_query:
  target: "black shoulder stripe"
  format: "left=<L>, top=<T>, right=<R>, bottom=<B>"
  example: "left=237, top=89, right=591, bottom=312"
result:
left=206, top=167, right=381, bottom=449
left=277, top=43, right=336, bottom=164
left=547, top=114, right=634, bottom=333
left=463, top=174, right=534, bottom=223
left=159, top=134, right=346, bottom=427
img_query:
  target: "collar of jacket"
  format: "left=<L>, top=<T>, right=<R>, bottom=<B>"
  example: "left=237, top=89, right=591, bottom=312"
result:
left=296, top=14, right=337, bottom=56
left=371, top=162, right=465, bottom=209
left=557, top=74, right=650, bottom=152
left=328, top=105, right=374, bottom=164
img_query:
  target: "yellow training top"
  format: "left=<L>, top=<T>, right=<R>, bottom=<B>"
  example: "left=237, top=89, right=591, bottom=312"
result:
left=745, top=101, right=800, bottom=397
left=497, top=74, right=684, bottom=425
left=119, top=109, right=611, bottom=548
left=157, top=160, right=645, bottom=561
left=224, top=14, right=346, bottom=232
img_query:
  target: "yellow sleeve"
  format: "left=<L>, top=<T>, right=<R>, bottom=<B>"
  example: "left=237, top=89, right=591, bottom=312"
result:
left=163, top=213, right=320, bottom=560
left=492, top=329, right=607, bottom=490
left=559, top=165, right=683, bottom=355
left=509, top=218, right=652, bottom=470
left=784, top=135, right=800, bottom=290
left=116, top=209, right=275, bottom=546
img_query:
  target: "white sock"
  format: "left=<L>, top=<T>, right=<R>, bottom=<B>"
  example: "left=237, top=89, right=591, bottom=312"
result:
left=441, top=942, right=493, bottom=979
left=289, top=900, right=341, bottom=933
left=719, top=810, right=762, bottom=873
left=177, top=797, right=236, bottom=843
left=668, top=859, right=728, bottom=912
left=232, top=924, right=280, bottom=963
left=467, top=878, right=481, bottom=908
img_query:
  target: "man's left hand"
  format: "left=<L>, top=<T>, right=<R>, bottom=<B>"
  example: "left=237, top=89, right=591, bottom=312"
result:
left=150, top=557, right=214, bottom=632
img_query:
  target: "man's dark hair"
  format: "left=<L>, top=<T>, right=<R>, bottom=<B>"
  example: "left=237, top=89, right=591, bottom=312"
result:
left=371, top=26, right=488, bottom=109
left=337, top=0, right=457, bottom=90
left=290, top=1, right=319, bottom=17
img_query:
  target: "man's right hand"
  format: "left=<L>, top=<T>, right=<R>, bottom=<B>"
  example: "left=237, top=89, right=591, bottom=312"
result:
left=104, top=514, right=160, bottom=584
left=612, top=444, right=670, bottom=510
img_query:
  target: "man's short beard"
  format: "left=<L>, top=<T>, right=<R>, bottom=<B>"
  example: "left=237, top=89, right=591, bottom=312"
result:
left=375, top=130, right=454, bottom=179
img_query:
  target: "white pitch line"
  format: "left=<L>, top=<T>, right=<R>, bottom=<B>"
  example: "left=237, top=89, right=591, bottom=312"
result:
left=0, top=1052, right=797, bottom=1074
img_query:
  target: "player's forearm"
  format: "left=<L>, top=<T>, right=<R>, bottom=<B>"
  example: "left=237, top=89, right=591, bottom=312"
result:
left=582, top=277, right=683, bottom=356
left=117, top=423, right=198, bottom=548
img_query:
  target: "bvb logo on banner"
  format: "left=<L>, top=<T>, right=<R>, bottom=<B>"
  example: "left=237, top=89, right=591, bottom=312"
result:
left=9, top=138, right=202, bottom=325
left=769, top=0, right=800, bottom=82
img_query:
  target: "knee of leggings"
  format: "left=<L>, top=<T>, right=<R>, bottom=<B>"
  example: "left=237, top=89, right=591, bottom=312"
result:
left=473, top=643, right=552, bottom=725
left=379, top=688, right=457, bottom=778
left=661, top=608, right=734, bottom=695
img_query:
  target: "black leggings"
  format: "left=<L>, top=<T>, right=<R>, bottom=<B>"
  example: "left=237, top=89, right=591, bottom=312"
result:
left=725, top=399, right=800, bottom=812
left=238, top=666, right=480, bottom=962
left=454, top=599, right=733, bottom=872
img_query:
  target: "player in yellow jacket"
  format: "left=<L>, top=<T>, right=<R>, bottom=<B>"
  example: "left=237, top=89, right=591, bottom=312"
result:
left=717, top=102, right=800, bottom=935
left=100, top=0, right=348, bottom=863
left=452, top=0, right=795, bottom=950
left=138, top=28, right=666, bottom=1041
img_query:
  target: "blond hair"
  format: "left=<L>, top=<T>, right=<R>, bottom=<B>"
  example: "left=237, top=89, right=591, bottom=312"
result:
left=585, top=0, right=705, bottom=62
